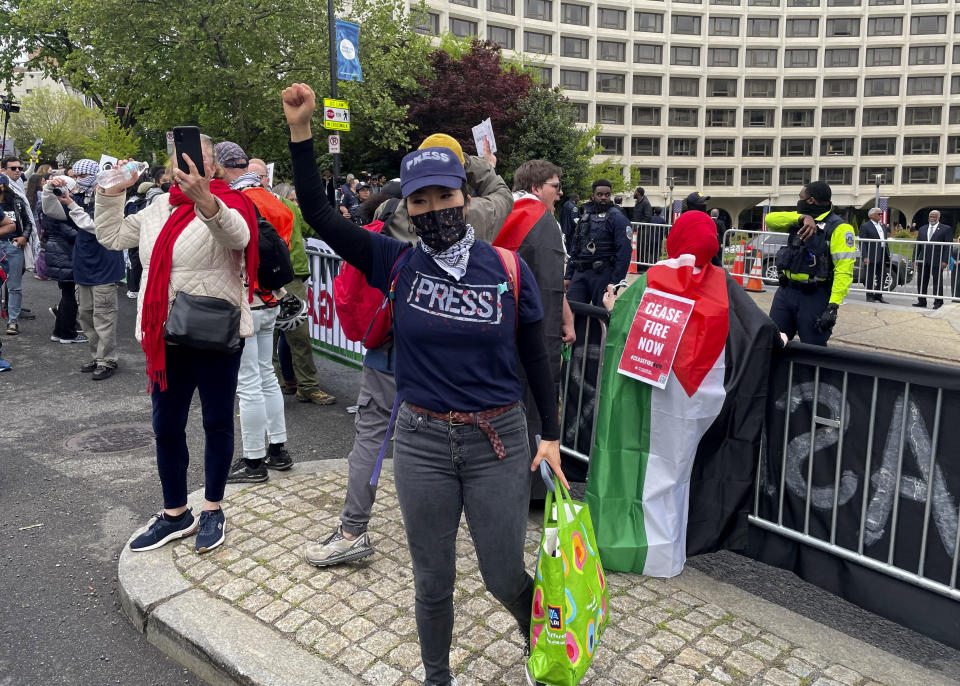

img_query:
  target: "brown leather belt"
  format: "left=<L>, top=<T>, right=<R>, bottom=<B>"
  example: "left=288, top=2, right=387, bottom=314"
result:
left=406, top=402, right=519, bottom=459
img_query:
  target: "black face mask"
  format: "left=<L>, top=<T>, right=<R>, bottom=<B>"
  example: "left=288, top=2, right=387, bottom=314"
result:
left=797, top=199, right=829, bottom=216
left=410, top=205, right=467, bottom=251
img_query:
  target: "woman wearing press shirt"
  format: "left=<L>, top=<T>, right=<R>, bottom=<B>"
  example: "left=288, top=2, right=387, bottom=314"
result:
left=284, top=83, right=566, bottom=686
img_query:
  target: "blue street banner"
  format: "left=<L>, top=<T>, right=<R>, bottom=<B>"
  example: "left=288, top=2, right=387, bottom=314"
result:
left=336, top=20, right=363, bottom=83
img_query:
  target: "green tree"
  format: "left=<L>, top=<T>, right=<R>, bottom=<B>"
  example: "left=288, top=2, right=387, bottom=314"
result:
left=8, top=88, right=103, bottom=163
left=80, top=117, right=141, bottom=160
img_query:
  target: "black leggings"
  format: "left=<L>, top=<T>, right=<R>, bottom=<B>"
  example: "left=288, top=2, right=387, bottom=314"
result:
left=53, top=281, right=78, bottom=339
left=151, top=343, right=243, bottom=508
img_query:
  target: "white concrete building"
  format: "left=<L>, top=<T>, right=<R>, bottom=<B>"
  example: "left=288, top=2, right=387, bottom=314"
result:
left=412, top=0, right=960, bottom=224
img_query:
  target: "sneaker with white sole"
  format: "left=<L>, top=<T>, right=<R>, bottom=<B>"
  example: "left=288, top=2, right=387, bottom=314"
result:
left=129, top=509, right=198, bottom=552
left=305, top=526, right=373, bottom=566
left=58, top=333, right=89, bottom=344
left=195, top=509, right=226, bottom=553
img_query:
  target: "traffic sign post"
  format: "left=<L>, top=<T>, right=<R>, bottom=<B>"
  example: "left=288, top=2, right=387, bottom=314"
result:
left=328, top=135, right=341, bottom=154
left=323, top=98, right=350, bottom=132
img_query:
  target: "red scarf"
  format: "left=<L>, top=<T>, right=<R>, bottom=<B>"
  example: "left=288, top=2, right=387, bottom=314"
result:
left=141, top=179, right=259, bottom=392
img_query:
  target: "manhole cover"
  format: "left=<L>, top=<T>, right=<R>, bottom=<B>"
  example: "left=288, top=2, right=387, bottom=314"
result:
left=64, top=423, right=155, bottom=453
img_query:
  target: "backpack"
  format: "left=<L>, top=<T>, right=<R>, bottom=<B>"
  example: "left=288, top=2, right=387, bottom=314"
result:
left=255, top=209, right=295, bottom=291
left=333, top=199, right=403, bottom=347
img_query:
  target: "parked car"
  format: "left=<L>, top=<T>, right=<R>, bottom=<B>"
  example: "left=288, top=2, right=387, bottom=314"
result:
left=746, top=232, right=913, bottom=290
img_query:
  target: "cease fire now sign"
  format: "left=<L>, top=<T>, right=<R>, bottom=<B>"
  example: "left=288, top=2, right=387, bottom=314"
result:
left=617, top=288, right=695, bottom=389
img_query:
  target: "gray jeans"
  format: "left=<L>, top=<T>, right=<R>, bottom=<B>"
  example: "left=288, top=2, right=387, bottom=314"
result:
left=76, top=283, right=118, bottom=365
left=393, top=402, right=533, bottom=685
left=340, top=366, right=396, bottom=536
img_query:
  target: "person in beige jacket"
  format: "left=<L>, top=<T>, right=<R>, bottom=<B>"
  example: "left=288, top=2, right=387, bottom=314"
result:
left=95, top=135, right=255, bottom=555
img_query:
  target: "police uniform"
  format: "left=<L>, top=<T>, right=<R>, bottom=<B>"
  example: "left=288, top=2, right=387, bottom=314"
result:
left=766, top=209, right=856, bottom=346
left=564, top=201, right=633, bottom=306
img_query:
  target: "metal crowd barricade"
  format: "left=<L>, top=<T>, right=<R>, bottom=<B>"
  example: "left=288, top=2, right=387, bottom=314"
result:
left=558, top=301, right=610, bottom=465
left=304, top=240, right=364, bottom=369
left=750, top=343, right=960, bottom=606
left=630, top=222, right=672, bottom=271
left=722, top=228, right=960, bottom=302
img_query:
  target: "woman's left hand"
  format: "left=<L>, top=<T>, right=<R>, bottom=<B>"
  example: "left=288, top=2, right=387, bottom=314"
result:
left=174, top=153, right=217, bottom=216
left=531, top=439, right=569, bottom=490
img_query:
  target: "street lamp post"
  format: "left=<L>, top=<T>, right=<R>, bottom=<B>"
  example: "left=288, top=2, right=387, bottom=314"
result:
left=874, top=173, right=883, bottom=211
left=666, top=177, right=675, bottom=223
left=0, top=96, right=21, bottom=157
left=327, top=0, right=341, bottom=192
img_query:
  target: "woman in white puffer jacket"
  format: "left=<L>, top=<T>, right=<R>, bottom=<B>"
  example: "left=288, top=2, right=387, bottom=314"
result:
left=94, top=135, right=258, bottom=555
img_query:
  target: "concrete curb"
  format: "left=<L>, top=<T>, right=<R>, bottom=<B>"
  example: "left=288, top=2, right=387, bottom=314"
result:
left=118, top=459, right=360, bottom=686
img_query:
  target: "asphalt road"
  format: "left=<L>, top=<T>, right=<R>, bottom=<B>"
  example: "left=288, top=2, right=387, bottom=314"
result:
left=0, top=277, right=361, bottom=686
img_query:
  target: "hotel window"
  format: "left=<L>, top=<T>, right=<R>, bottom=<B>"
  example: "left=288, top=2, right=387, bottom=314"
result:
left=785, top=18, right=818, bottom=37
left=951, top=106, right=960, bottom=124
left=862, top=108, right=897, bottom=126
left=904, top=136, right=939, bottom=154
left=670, top=46, right=701, bottom=66
left=747, top=18, right=779, bottom=37
left=905, top=106, right=941, bottom=125
left=742, top=138, right=774, bottom=156
left=668, top=108, right=699, bottom=126
left=782, top=109, right=814, bottom=127
left=826, top=18, right=860, bottom=36
left=561, top=3, right=589, bottom=24
left=670, top=77, right=700, bottom=96
left=524, top=31, right=552, bottom=54
left=537, top=68, right=552, bottom=85
left=864, top=78, right=899, bottom=96
left=706, top=109, right=737, bottom=126
left=866, top=47, right=901, bottom=66
left=909, top=46, right=945, bottom=65
left=632, top=107, right=662, bottom=125
left=525, top=0, right=553, bottom=21
left=823, top=79, right=857, bottom=97
left=631, top=137, right=661, bottom=155
left=745, top=49, right=777, bottom=67
left=633, top=75, right=662, bottom=95
left=744, top=79, right=776, bottom=97
left=780, top=168, right=812, bottom=185
left=870, top=0, right=902, bottom=4
left=867, top=17, right=902, bottom=35
left=598, top=8, right=626, bottom=29
left=450, top=0, right=477, bottom=5
left=907, top=76, right=943, bottom=95
left=821, top=138, right=854, bottom=155
left=560, top=37, right=589, bottom=58
left=789, top=0, right=819, bottom=5
left=819, top=167, right=853, bottom=184
left=781, top=138, right=813, bottom=156
left=903, top=166, right=938, bottom=183
left=597, top=40, right=625, bottom=61
left=821, top=109, right=855, bottom=126
left=704, top=168, right=735, bottom=185
left=708, top=48, right=739, bottom=67
left=413, top=12, right=440, bottom=34
left=948, top=166, right=960, bottom=183
left=705, top=138, right=735, bottom=156
left=633, top=43, right=663, bottom=64
left=596, top=72, right=625, bottom=93
left=559, top=69, right=588, bottom=90
left=488, top=26, right=515, bottom=49
left=597, top=105, right=625, bottom=125
left=635, top=168, right=660, bottom=185
left=595, top=135, right=623, bottom=155
left=711, top=0, right=740, bottom=5
left=784, top=79, right=816, bottom=97
left=948, top=136, right=960, bottom=153
left=953, top=76, right=960, bottom=94
left=668, top=138, right=698, bottom=156
left=449, top=18, right=478, bottom=37
left=668, top=168, right=698, bottom=185
left=635, top=12, right=663, bottom=32
left=861, top=137, right=897, bottom=155
left=671, top=15, right=702, bottom=34
left=745, top=108, right=775, bottom=126
left=860, top=167, right=895, bottom=183
left=707, top=78, right=737, bottom=96
left=785, top=49, right=817, bottom=68
left=910, top=15, right=946, bottom=34
left=571, top=103, right=589, bottom=122
left=488, top=0, right=515, bottom=13
left=824, top=49, right=858, bottom=68
left=709, top=17, right=740, bottom=35
left=741, top=168, right=773, bottom=185
left=954, top=45, right=960, bottom=63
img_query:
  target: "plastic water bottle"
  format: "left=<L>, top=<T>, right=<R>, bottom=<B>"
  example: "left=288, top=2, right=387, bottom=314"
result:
left=96, top=161, right=148, bottom=190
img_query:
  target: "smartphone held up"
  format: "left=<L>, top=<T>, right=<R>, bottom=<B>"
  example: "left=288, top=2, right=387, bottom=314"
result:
left=173, top=126, right=204, bottom=178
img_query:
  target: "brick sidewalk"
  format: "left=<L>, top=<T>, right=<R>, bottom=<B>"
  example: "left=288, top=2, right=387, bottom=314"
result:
left=171, top=468, right=884, bottom=686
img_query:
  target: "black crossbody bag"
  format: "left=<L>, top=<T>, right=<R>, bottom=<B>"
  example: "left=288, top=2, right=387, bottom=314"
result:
left=163, top=292, right=241, bottom=354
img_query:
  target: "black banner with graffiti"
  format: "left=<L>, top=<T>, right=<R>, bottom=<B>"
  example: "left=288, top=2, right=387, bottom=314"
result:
left=750, top=343, right=960, bottom=650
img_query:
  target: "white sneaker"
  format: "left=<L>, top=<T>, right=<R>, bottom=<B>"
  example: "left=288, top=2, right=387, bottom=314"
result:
left=305, top=526, right=373, bottom=567
left=126, top=291, right=139, bottom=300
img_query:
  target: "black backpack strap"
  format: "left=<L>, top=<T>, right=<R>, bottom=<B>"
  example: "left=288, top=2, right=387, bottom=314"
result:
left=378, top=198, right=402, bottom=235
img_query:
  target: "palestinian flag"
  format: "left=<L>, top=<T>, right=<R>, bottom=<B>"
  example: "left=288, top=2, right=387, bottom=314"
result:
left=585, top=255, right=780, bottom=577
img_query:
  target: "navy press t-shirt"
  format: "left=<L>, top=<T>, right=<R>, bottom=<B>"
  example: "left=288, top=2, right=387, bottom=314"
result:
left=368, top=234, right=544, bottom=412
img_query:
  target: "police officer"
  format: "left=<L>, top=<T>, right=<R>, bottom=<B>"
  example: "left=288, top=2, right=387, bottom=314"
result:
left=766, top=181, right=855, bottom=346
left=564, top=179, right=633, bottom=306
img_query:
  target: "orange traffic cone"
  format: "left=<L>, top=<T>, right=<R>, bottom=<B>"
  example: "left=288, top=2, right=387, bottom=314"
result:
left=745, top=249, right=765, bottom=293
left=731, top=240, right=745, bottom=286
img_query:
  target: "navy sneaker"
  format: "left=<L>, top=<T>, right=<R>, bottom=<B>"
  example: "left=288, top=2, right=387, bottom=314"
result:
left=195, top=509, right=226, bottom=553
left=129, top=509, right=198, bottom=552
left=265, top=447, right=293, bottom=471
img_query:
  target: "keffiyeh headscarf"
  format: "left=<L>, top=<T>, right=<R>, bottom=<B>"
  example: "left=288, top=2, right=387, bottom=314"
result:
left=419, top=224, right=476, bottom=282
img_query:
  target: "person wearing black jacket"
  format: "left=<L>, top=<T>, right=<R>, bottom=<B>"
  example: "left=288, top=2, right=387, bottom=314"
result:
left=859, top=208, right=890, bottom=303
left=283, top=82, right=565, bottom=686
left=913, top=210, right=953, bottom=309
left=632, top=186, right=652, bottom=224
left=40, top=176, right=87, bottom=343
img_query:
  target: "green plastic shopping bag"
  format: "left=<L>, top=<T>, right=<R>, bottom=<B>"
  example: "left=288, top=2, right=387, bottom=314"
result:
left=528, top=466, right=609, bottom=686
